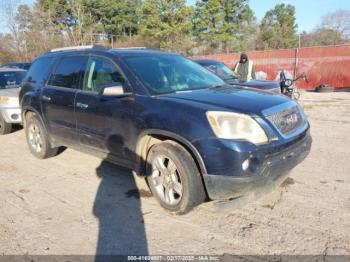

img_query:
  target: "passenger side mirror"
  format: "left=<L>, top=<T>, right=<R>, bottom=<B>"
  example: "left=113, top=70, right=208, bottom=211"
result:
left=99, top=83, right=130, bottom=97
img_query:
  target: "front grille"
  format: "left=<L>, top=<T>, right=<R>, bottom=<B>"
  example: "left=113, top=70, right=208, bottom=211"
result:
left=266, top=106, right=303, bottom=135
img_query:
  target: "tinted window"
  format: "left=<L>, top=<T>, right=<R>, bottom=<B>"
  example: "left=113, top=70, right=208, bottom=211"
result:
left=205, top=63, right=238, bottom=81
left=124, top=55, right=223, bottom=95
left=0, top=71, right=26, bottom=89
left=82, top=56, right=127, bottom=93
left=49, top=56, right=87, bottom=89
left=25, top=57, right=54, bottom=85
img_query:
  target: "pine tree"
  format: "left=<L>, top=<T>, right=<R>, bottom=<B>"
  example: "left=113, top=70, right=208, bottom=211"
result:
left=193, top=0, right=256, bottom=53
left=140, top=0, right=193, bottom=51
left=258, top=3, right=298, bottom=50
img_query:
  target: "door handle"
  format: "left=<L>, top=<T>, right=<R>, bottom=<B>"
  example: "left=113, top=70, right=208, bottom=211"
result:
left=76, top=102, right=89, bottom=109
left=42, top=95, right=51, bottom=102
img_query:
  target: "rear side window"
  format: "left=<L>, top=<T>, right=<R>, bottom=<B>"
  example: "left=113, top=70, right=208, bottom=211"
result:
left=48, top=56, right=87, bottom=89
left=25, top=57, right=54, bottom=85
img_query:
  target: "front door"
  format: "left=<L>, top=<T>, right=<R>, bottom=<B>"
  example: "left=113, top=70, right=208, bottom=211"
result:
left=75, top=55, right=135, bottom=166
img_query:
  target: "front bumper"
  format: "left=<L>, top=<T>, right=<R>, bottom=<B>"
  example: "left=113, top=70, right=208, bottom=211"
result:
left=202, top=131, right=312, bottom=200
left=0, top=107, right=22, bottom=124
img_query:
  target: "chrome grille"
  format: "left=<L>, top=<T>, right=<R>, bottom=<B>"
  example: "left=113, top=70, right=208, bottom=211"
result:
left=266, top=106, right=303, bottom=135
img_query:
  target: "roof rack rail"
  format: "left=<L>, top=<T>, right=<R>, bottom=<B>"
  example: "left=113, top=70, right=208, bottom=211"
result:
left=50, top=44, right=106, bottom=53
left=112, top=47, right=148, bottom=50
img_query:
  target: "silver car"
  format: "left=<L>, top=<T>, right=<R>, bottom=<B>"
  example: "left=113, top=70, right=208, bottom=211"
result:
left=0, top=67, right=27, bottom=135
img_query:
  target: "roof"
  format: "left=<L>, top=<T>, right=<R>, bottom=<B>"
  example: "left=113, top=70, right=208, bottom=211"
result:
left=0, top=67, right=27, bottom=72
left=108, top=48, right=178, bottom=56
left=44, top=45, right=177, bottom=57
left=193, top=59, right=223, bottom=64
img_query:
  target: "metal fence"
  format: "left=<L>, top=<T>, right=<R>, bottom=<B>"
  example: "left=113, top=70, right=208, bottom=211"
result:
left=192, top=44, right=350, bottom=90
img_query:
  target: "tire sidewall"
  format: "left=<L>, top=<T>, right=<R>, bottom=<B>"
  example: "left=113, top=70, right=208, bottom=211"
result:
left=146, top=142, right=204, bottom=214
left=25, top=114, right=49, bottom=159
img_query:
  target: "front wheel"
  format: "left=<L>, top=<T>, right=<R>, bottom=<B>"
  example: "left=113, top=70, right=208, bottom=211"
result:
left=146, top=142, right=206, bottom=215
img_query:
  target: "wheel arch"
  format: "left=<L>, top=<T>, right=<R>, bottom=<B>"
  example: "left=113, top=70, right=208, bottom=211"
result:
left=22, top=106, right=43, bottom=128
left=135, top=129, right=207, bottom=177
left=21, top=106, right=58, bottom=146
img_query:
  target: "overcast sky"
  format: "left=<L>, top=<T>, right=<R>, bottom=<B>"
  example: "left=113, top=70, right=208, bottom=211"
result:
left=1, top=0, right=349, bottom=34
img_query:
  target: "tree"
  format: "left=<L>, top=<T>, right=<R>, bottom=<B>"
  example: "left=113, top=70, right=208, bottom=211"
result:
left=193, top=0, right=222, bottom=52
left=257, top=3, right=297, bottom=50
left=321, top=9, right=350, bottom=40
left=298, top=9, right=350, bottom=48
left=0, top=34, right=17, bottom=64
left=193, top=0, right=256, bottom=54
left=140, top=0, right=193, bottom=52
left=81, top=0, right=142, bottom=39
left=1, top=0, right=22, bottom=57
left=300, top=28, right=346, bottom=47
left=37, top=0, right=73, bottom=28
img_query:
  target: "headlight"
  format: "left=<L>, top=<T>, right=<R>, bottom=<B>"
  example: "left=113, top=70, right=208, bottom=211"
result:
left=206, top=111, right=268, bottom=144
left=0, top=96, right=18, bottom=106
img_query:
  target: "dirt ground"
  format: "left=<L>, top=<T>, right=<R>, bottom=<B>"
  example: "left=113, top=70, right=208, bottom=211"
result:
left=0, top=91, right=349, bottom=256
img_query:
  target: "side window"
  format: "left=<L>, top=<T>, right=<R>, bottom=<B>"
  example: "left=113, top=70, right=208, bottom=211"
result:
left=48, top=56, right=87, bottom=89
left=24, top=56, right=54, bottom=85
left=82, top=56, right=127, bottom=93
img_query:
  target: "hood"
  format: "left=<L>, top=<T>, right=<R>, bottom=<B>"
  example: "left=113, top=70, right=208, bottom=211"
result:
left=0, top=88, right=20, bottom=98
left=160, top=86, right=291, bottom=116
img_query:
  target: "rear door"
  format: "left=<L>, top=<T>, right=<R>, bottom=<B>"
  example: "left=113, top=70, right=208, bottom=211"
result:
left=75, top=55, right=135, bottom=165
left=41, top=56, right=87, bottom=145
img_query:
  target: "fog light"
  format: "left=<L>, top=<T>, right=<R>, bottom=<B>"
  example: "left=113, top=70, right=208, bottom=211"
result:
left=242, top=159, right=250, bottom=171
left=11, top=114, right=19, bottom=120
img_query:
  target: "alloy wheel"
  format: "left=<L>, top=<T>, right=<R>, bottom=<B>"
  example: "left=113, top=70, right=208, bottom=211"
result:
left=28, top=123, right=43, bottom=153
left=150, top=155, right=183, bottom=206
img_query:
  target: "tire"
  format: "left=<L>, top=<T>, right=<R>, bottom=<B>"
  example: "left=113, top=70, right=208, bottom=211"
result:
left=315, top=85, right=334, bottom=93
left=0, top=115, right=12, bottom=135
left=146, top=142, right=206, bottom=215
left=25, top=113, right=59, bottom=159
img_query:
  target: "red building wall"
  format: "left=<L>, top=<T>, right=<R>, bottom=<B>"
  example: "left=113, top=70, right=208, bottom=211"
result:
left=192, top=44, right=350, bottom=90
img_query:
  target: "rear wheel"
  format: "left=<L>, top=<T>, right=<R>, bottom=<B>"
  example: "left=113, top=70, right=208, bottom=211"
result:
left=146, top=142, right=206, bottom=215
left=0, top=115, right=12, bottom=135
left=25, top=113, right=59, bottom=159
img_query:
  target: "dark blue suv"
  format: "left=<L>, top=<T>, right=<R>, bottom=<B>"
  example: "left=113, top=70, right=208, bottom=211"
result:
left=20, top=46, right=312, bottom=214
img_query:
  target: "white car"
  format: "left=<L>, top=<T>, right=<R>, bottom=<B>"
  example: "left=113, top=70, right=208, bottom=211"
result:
left=0, top=67, right=27, bottom=135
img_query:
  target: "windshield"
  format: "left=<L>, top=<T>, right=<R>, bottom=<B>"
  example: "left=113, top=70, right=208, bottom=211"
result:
left=0, top=71, right=26, bottom=89
left=205, top=62, right=238, bottom=81
left=123, top=55, right=224, bottom=95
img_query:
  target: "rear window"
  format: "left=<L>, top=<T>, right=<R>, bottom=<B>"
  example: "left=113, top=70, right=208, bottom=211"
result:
left=48, top=56, right=87, bottom=89
left=25, top=57, right=54, bottom=85
left=0, top=71, right=26, bottom=89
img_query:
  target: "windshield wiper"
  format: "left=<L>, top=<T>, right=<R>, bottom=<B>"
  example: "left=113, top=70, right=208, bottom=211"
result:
left=224, top=76, right=238, bottom=81
left=208, top=84, right=225, bottom=89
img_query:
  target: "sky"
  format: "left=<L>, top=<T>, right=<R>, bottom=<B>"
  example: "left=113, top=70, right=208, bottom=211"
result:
left=1, top=0, right=349, bottom=33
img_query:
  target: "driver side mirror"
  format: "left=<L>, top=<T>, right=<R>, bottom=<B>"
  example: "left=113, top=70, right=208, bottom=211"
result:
left=99, top=83, right=131, bottom=97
